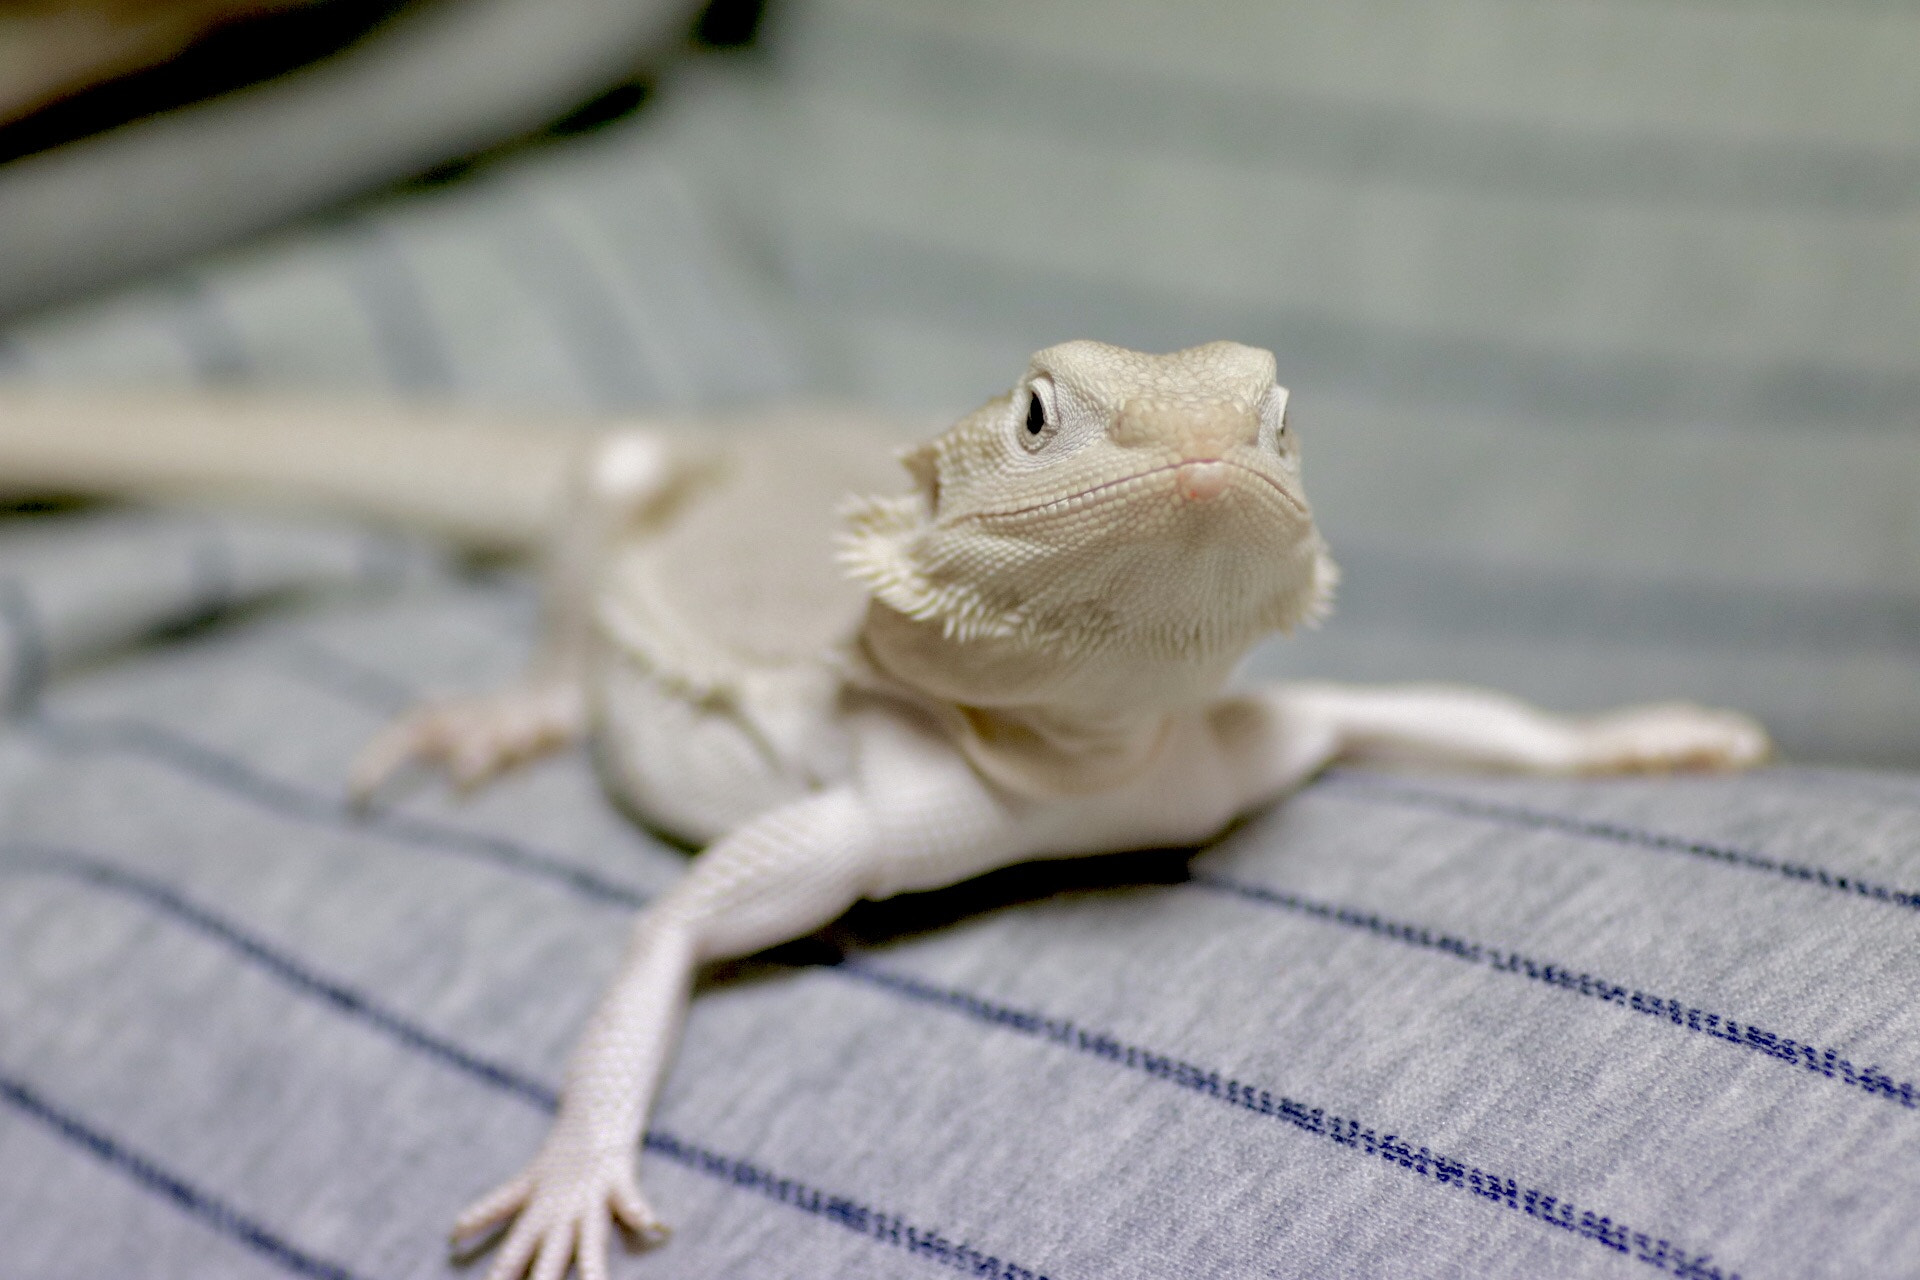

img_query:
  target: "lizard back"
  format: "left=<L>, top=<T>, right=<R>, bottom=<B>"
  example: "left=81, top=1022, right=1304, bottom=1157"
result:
left=589, top=422, right=912, bottom=841
left=600, top=423, right=909, bottom=679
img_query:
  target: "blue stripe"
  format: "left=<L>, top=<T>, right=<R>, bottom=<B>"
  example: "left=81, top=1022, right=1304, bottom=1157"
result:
left=275, top=627, right=531, bottom=715
left=0, top=843, right=555, bottom=1109
left=272, top=640, right=421, bottom=716
left=339, top=222, right=456, bottom=396
left=1318, top=772, right=1920, bottom=911
left=1190, top=871, right=1918, bottom=1110
left=0, top=578, right=47, bottom=712
left=0, top=848, right=1054, bottom=1280
left=835, top=961, right=1742, bottom=1280
left=350, top=528, right=434, bottom=596
left=0, top=1070, right=372, bottom=1280
left=180, top=528, right=238, bottom=630
left=164, top=276, right=252, bottom=385
left=19, top=711, right=650, bottom=909
left=500, top=202, right=657, bottom=411
left=639, top=1133, right=1051, bottom=1280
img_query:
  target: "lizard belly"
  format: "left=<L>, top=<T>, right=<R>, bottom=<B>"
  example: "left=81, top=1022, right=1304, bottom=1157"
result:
left=590, top=645, right=850, bottom=845
left=855, top=704, right=1246, bottom=900
left=1026, top=710, right=1249, bottom=856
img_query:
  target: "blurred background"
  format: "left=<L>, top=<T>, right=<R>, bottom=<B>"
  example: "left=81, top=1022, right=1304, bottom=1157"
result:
left=0, top=0, right=1915, bottom=764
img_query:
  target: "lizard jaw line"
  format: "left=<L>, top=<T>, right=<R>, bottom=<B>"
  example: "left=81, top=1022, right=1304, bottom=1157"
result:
left=969, top=459, right=1303, bottom=522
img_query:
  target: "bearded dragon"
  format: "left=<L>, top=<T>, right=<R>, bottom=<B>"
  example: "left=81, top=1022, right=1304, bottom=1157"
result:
left=0, top=340, right=1768, bottom=1280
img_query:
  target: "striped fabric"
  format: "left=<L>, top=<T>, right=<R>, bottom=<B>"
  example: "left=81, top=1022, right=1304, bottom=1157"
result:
left=1, top=564, right=1917, bottom=1278
left=0, top=0, right=709, bottom=318
left=0, top=508, right=442, bottom=711
left=0, top=3, right=1917, bottom=1277
left=0, top=83, right=803, bottom=412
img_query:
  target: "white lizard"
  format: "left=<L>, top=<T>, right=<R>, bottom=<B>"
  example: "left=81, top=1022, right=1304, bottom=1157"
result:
left=0, top=340, right=1768, bottom=1280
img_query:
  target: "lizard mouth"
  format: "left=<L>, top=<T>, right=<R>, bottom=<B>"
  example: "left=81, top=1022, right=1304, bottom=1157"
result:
left=968, top=458, right=1304, bottom=523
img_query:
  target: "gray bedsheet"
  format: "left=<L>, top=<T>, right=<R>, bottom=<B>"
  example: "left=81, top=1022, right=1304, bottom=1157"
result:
left=1, top=532, right=1916, bottom=1278
left=0, top=2, right=1916, bottom=1276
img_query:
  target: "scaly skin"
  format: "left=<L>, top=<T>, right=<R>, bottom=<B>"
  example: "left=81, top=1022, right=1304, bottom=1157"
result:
left=357, top=341, right=1766, bottom=1279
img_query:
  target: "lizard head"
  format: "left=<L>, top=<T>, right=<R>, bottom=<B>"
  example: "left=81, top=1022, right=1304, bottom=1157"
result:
left=841, top=340, right=1336, bottom=713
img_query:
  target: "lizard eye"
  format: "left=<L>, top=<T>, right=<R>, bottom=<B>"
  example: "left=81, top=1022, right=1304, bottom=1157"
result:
left=1018, top=376, right=1057, bottom=451
left=1259, top=384, right=1293, bottom=455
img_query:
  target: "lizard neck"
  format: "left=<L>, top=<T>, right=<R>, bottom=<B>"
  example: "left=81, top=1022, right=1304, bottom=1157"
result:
left=854, top=601, right=1241, bottom=796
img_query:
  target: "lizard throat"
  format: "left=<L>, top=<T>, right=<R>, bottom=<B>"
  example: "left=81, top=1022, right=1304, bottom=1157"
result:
left=851, top=603, right=1234, bottom=797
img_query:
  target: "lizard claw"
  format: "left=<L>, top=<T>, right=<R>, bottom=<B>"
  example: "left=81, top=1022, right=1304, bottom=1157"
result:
left=609, top=1169, right=670, bottom=1246
left=452, top=1152, right=666, bottom=1280
left=450, top=1171, right=535, bottom=1247
left=349, top=682, right=585, bottom=804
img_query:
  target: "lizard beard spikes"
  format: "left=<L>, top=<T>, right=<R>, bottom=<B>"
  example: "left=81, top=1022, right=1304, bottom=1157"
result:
left=839, top=481, right=1335, bottom=656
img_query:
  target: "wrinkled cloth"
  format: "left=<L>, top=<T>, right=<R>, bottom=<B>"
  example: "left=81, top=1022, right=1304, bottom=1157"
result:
left=1, top=3, right=1917, bottom=1276
left=0, top=544, right=1916, bottom=1278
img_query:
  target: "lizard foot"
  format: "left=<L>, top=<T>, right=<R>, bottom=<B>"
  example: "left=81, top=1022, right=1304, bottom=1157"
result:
left=452, top=1149, right=667, bottom=1280
left=349, top=681, right=586, bottom=803
left=1574, top=702, right=1771, bottom=774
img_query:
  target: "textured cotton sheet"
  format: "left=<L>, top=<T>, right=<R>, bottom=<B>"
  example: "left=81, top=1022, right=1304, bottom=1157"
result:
left=0, top=3, right=1916, bottom=1275
left=0, top=539, right=1915, bottom=1279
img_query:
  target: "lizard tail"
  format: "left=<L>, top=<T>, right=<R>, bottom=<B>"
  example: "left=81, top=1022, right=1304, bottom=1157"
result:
left=0, top=387, right=599, bottom=554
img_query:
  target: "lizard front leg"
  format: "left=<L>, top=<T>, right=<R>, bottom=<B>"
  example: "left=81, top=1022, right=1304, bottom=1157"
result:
left=1217, top=681, right=1770, bottom=808
left=452, top=708, right=1042, bottom=1280
left=350, top=433, right=686, bottom=802
left=451, top=786, right=879, bottom=1280
left=349, top=678, right=588, bottom=797
left=451, top=758, right=1028, bottom=1280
